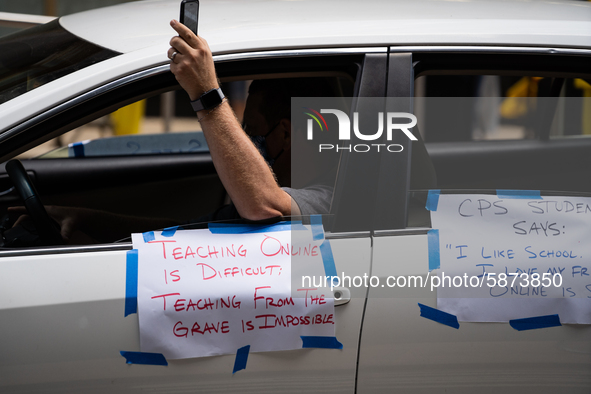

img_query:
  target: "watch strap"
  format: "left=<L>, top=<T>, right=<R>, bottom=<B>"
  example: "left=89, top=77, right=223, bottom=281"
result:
left=191, top=88, right=225, bottom=112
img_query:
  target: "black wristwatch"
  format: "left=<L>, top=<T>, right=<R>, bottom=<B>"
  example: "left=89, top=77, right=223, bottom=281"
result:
left=190, top=88, right=225, bottom=112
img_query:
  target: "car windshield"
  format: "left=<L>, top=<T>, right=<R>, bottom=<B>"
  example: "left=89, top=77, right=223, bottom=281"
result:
left=0, top=19, right=119, bottom=104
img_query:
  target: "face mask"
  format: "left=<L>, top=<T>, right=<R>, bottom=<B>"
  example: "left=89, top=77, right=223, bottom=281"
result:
left=247, top=121, right=284, bottom=167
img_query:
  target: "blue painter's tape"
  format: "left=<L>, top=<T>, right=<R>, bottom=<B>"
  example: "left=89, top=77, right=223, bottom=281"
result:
left=509, top=314, right=561, bottom=331
left=290, top=222, right=308, bottom=231
left=418, top=303, right=460, bottom=329
left=143, top=231, right=155, bottom=242
left=120, top=351, right=168, bottom=366
left=427, top=229, right=440, bottom=271
left=233, top=345, right=250, bottom=374
left=301, top=336, right=343, bottom=349
left=497, top=190, right=542, bottom=200
left=208, top=222, right=305, bottom=234
left=71, top=142, right=85, bottom=158
left=425, top=189, right=441, bottom=211
left=319, top=239, right=338, bottom=280
left=125, top=250, right=138, bottom=317
left=161, top=226, right=179, bottom=237
left=310, top=215, right=324, bottom=241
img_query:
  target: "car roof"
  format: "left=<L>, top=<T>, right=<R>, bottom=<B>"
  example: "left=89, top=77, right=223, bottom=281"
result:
left=61, top=0, right=591, bottom=54
left=2, top=0, right=590, bottom=137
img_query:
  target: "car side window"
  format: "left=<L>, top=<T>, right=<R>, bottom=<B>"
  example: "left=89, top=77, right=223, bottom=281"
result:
left=20, top=81, right=250, bottom=160
left=407, top=53, right=591, bottom=228
left=414, top=75, right=590, bottom=143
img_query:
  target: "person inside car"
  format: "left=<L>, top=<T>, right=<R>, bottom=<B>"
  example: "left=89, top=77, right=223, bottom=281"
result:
left=166, top=19, right=336, bottom=222
left=8, top=20, right=338, bottom=245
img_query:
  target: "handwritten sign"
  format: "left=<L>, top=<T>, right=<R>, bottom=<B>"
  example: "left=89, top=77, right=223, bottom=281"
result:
left=131, top=225, right=335, bottom=359
left=430, top=194, right=591, bottom=324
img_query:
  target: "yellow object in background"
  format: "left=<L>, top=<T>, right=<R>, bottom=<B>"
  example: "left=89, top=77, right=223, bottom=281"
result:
left=110, top=100, right=146, bottom=135
left=574, top=78, right=591, bottom=135
left=499, top=77, right=542, bottom=119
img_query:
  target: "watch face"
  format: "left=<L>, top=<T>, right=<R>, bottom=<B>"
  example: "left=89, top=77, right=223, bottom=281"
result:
left=201, top=89, right=223, bottom=109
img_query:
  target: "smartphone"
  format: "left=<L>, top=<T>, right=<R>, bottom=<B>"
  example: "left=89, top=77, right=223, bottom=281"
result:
left=180, top=0, right=199, bottom=36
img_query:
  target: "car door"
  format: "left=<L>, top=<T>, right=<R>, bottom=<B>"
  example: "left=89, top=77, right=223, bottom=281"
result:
left=357, top=48, right=591, bottom=393
left=0, top=48, right=386, bottom=393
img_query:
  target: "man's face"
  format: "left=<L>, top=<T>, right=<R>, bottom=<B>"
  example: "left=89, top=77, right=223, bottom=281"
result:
left=242, top=92, right=286, bottom=167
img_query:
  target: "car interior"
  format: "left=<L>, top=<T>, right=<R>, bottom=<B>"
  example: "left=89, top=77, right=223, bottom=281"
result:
left=0, top=55, right=364, bottom=247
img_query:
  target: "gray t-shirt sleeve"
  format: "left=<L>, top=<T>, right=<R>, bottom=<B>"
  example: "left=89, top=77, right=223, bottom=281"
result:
left=282, top=184, right=333, bottom=215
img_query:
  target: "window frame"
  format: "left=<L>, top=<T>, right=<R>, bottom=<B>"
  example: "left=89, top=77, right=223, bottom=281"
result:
left=401, top=46, right=591, bottom=229
left=0, top=48, right=388, bottom=256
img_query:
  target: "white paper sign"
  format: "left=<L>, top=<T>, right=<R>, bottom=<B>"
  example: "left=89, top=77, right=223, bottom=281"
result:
left=430, top=194, right=591, bottom=324
left=132, top=225, right=335, bottom=359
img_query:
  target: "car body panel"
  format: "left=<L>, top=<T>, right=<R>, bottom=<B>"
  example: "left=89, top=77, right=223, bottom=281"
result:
left=358, top=233, right=591, bottom=393
left=0, top=237, right=371, bottom=393
left=60, top=0, right=591, bottom=55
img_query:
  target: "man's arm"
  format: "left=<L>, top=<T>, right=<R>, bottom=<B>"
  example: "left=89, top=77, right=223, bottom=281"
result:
left=168, top=20, right=292, bottom=221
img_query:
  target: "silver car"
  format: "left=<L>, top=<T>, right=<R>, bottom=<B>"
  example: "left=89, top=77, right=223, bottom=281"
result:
left=0, top=0, right=590, bottom=392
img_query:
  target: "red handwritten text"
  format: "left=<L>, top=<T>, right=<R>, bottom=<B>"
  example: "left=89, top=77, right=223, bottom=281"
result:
left=152, top=293, right=241, bottom=311
left=254, top=313, right=334, bottom=329
left=173, top=320, right=230, bottom=337
left=254, top=286, right=295, bottom=309
left=195, top=263, right=282, bottom=280
left=149, top=240, right=247, bottom=260
left=260, top=235, right=319, bottom=257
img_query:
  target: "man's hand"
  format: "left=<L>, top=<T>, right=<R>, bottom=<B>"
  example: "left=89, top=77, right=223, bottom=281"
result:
left=168, top=20, right=218, bottom=101
left=166, top=21, right=293, bottom=221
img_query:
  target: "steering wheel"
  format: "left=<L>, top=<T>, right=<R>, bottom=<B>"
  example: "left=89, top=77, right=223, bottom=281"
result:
left=5, top=159, right=63, bottom=246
